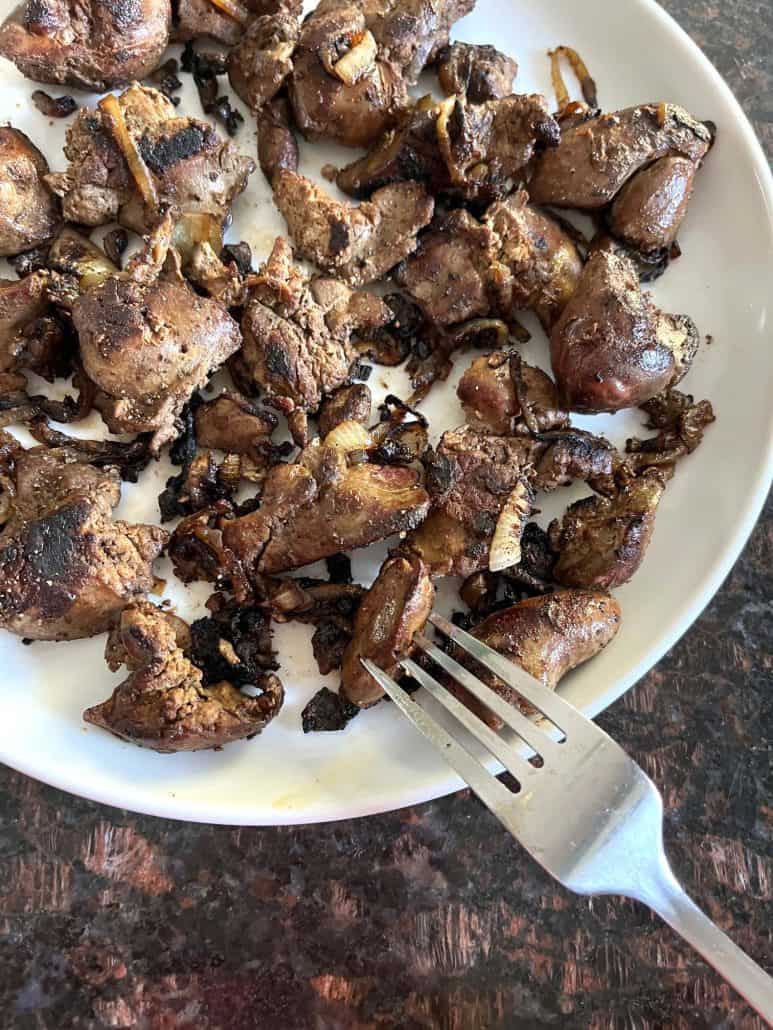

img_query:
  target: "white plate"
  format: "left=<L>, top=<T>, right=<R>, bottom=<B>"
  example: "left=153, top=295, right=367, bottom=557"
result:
left=0, top=0, right=771, bottom=825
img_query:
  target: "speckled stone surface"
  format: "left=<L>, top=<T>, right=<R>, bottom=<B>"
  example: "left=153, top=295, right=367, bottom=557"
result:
left=0, top=4, right=771, bottom=1028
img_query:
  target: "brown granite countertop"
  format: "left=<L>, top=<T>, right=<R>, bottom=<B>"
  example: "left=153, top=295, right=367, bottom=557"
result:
left=0, top=3, right=771, bottom=1028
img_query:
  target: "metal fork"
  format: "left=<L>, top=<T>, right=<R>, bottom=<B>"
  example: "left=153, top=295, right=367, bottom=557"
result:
left=361, top=612, right=773, bottom=1023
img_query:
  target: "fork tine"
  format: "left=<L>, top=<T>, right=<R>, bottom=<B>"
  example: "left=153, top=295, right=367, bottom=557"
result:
left=359, top=660, right=524, bottom=822
left=429, top=612, right=584, bottom=734
left=400, top=657, right=541, bottom=784
left=412, top=635, right=562, bottom=759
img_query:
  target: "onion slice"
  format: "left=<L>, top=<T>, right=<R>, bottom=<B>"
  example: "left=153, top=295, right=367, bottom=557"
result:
left=206, top=0, right=249, bottom=25
left=98, top=93, right=159, bottom=213
left=171, top=212, right=224, bottom=266
left=332, top=31, right=377, bottom=85
left=48, top=228, right=119, bottom=290
left=324, top=420, right=373, bottom=453
left=489, top=480, right=533, bottom=573
left=548, top=46, right=598, bottom=111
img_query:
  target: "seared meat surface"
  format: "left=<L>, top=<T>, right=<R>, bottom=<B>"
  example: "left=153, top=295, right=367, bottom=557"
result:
left=194, top=391, right=277, bottom=458
left=452, top=590, right=621, bottom=728
left=532, top=428, right=616, bottom=493
left=257, top=97, right=299, bottom=182
left=318, top=383, right=371, bottom=436
left=240, top=236, right=389, bottom=412
left=0, top=128, right=60, bottom=258
left=222, top=436, right=430, bottom=575
left=341, top=554, right=434, bottom=706
left=485, top=190, right=583, bottom=330
left=227, top=10, right=300, bottom=111
left=398, top=192, right=582, bottom=331
left=405, top=425, right=541, bottom=578
left=395, top=209, right=497, bottom=326
left=357, top=0, right=476, bottom=82
left=46, top=84, right=254, bottom=233
left=607, top=155, right=700, bottom=254
left=549, top=470, right=665, bottom=589
left=529, top=103, right=712, bottom=255
left=337, top=92, right=559, bottom=203
left=436, top=41, right=517, bottom=101
left=85, top=601, right=283, bottom=752
left=289, top=3, right=408, bottom=148
left=73, top=215, right=242, bottom=451
left=457, top=351, right=568, bottom=436
left=530, top=103, right=711, bottom=210
left=273, top=170, right=434, bottom=286
left=336, top=97, right=441, bottom=196
left=0, top=0, right=171, bottom=90
left=288, top=0, right=477, bottom=148
left=175, top=0, right=300, bottom=46
left=550, top=249, right=699, bottom=413
left=0, top=449, right=166, bottom=641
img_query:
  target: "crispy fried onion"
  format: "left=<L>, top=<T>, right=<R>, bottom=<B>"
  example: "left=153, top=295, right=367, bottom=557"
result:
left=0, top=370, right=96, bottom=429
left=28, top=419, right=153, bottom=482
left=548, top=46, right=598, bottom=111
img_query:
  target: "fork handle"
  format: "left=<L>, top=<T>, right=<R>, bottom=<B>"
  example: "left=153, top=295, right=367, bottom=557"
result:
left=639, top=861, right=773, bottom=1023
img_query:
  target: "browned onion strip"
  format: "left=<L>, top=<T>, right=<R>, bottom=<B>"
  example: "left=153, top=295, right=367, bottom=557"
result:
left=206, top=0, right=249, bottom=25
left=448, top=318, right=510, bottom=348
left=489, top=479, right=533, bottom=573
left=331, top=31, right=377, bottom=85
left=98, top=93, right=159, bottom=213
left=435, top=96, right=463, bottom=185
left=48, top=228, right=119, bottom=290
left=548, top=46, right=598, bottom=110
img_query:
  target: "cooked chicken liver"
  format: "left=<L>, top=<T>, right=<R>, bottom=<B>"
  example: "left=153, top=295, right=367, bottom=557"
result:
left=0, top=128, right=60, bottom=258
left=289, top=3, right=408, bottom=148
left=341, top=553, right=434, bottom=706
left=227, top=9, right=300, bottom=111
left=549, top=470, right=666, bottom=590
left=454, top=590, right=621, bottom=729
left=222, top=438, right=430, bottom=575
left=46, top=84, right=254, bottom=233
left=0, top=449, right=166, bottom=641
left=85, top=601, right=283, bottom=752
left=550, top=249, right=699, bottom=413
left=405, top=425, right=541, bottom=578
left=273, top=170, right=434, bottom=286
left=0, top=0, right=171, bottom=90
left=73, top=215, right=242, bottom=452
left=436, top=41, right=517, bottom=101
left=240, top=237, right=389, bottom=412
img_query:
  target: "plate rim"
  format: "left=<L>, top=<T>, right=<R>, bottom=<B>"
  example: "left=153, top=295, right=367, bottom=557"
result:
left=0, top=0, right=771, bottom=825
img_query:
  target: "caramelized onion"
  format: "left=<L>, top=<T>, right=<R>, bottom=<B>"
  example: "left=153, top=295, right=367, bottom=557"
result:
left=48, top=228, right=119, bottom=290
left=332, top=30, right=377, bottom=85
left=324, top=419, right=373, bottom=453
left=171, top=212, right=224, bottom=266
left=449, top=318, right=510, bottom=348
left=489, top=480, right=533, bottom=573
left=206, top=0, right=249, bottom=25
left=98, top=93, right=159, bottom=213
left=548, top=46, right=598, bottom=111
